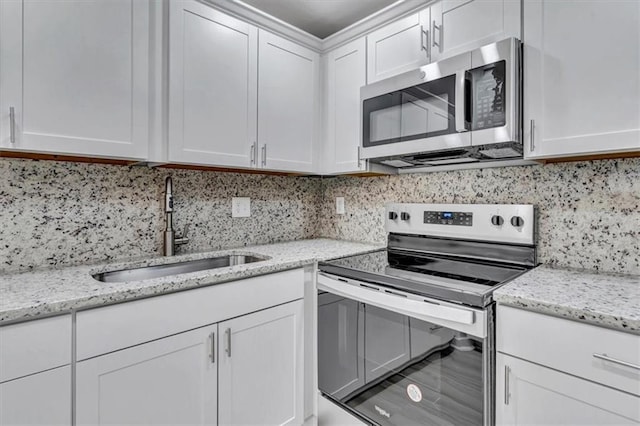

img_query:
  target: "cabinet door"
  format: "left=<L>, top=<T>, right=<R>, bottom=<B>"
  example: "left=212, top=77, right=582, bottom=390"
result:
left=325, top=38, right=367, bottom=174
left=366, top=10, right=430, bottom=84
left=0, top=366, right=71, bottom=426
left=76, top=325, right=217, bottom=425
left=364, top=305, right=411, bottom=383
left=0, top=0, right=149, bottom=159
left=219, top=300, right=304, bottom=426
left=430, top=0, right=521, bottom=61
left=169, top=0, right=258, bottom=168
left=496, top=353, right=640, bottom=425
left=317, top=293, right=365, bottom=399
left=524, top=0, right=640, bottom=159
left=258, top=30, right=318, bottom=173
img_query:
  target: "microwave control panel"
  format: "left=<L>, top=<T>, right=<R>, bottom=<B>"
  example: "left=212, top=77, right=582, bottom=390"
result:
left=424, top=211, right=473, bottom=226
left=470, top=60, right=506, bottom=131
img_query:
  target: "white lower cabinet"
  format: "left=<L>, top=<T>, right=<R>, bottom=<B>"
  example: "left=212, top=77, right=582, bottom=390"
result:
left=496, top=305, right=640, bottom=424
left=76, top=325, right=218, bottom=425
left=75, top=269, right=305, bottom=425
left=0, top=315, right=72, bottom=426
left=0, top=366, right=71, bottom=426
left=219, top=300, right=304, bottom=426
left=496, top=353, right=640, bottom=425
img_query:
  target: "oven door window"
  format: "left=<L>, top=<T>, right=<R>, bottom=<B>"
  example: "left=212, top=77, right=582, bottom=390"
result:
left=362, top=75, right=457, bottom=148
left=318, top=292, right=484, bottom=426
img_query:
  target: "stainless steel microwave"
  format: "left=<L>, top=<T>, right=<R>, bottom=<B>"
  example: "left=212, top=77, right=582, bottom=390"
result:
left=360, top=38, right=522, bottom=169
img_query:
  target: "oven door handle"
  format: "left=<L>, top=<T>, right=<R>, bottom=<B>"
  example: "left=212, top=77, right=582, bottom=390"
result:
left=318, top=276, right=475, bottom=325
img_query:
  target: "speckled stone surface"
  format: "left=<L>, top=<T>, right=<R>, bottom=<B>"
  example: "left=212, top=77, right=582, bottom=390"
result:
left=0, top=239, right=383, bottom=323
left=494, top=266, right=640, bottom=334
left=0, top=158, right=322, bottom=274
left=320, top=158, right=640, bottom=275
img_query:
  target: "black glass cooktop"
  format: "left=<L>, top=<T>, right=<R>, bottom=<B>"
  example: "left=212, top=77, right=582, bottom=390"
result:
left=319, top=249, right=528, bottom=307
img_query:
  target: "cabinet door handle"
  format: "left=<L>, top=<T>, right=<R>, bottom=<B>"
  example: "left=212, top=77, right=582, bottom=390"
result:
left=420, top=25, right=430, bottom=61
left=529, top=119, right=535, bottom=152
left=504, top=365, right=511, bottom=405
left=209, top=332, right=215, bottom=364
left=225, top=328, right=232, bottom=357
left=250, top=142, right=256, bottom=165
left=593, top=353, right=640, bottom=370
left=9, top=106, right=16, bottom=144
left=261, top=144, right=267, bottom=167
left=357, top=146, right=362, bottom=169
left=432, top=20, right=442, bottom=50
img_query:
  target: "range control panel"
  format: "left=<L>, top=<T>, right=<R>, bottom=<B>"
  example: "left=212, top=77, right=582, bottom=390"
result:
left=386, top=203, right=536, bottom=245
left=424, top=211, right=473, bottom=226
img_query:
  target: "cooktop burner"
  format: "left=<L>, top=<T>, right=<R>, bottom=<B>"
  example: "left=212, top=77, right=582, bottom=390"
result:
left=319, top=203, right=537, bottom=307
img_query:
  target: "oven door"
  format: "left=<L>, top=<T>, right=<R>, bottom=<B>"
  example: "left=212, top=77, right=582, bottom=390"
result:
left=317, top=273, right=493, bottom=426
left=360, top=52, right=472, bottom=161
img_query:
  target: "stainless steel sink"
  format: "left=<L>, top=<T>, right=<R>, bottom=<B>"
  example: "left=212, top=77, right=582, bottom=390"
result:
left=93, top=254, right=268, bottom=283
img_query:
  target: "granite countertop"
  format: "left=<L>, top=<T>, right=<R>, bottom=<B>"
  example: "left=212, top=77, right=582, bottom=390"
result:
left=0, top=239, right=384, bottom=324
left=494, top=265, right=640, bottom=334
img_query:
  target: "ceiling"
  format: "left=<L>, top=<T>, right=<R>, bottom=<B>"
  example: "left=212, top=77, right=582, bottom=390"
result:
left=241, top=0, right=400, bottom=39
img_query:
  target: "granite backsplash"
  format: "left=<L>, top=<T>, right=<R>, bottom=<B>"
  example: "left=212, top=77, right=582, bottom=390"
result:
left=0, top=158, right=321, bottom=274
left=319, top=158, right=640, bottom=275
left=1, top=157, right=638, bottom=275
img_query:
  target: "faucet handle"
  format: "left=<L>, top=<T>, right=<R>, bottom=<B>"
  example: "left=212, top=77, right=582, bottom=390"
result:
left=175, top=223, right=190, bottom=246
left=181, top=223, right=190, bottom=239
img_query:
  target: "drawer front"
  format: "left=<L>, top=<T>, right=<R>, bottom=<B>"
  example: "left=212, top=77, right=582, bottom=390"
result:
left=497, top=305, right=640, bottom=396
left=77, top=269, right=304, bottom=361
left=0, top=315, right=72, bottom=382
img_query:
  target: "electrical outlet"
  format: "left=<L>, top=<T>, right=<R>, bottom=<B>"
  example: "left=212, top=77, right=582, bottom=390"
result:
left=232, top=197, right=251, bottom=218
left=336, top=197, right=345, bottom=215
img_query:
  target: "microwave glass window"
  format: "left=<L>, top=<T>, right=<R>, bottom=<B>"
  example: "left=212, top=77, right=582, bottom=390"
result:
left=469, top=60, right=506, bottom=131
left=363, top=74, right=457, bottom=147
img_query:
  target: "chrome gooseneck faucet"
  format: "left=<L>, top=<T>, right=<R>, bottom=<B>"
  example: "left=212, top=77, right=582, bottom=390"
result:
left=163, top=176, right=190, bottom=256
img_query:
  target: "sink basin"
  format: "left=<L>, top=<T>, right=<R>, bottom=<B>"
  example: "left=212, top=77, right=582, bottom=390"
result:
left=93, top=254, right=268, bottom=283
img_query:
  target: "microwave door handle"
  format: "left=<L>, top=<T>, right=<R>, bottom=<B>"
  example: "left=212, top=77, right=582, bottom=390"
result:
left=455, top=70, right=469, bottom=132
left=317, top=275, right=475, bottom=325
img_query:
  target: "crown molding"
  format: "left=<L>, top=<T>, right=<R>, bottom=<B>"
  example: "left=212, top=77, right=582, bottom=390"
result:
left=321, top=0, right=429, bottom=51
left=201, top=0, right=324, bottom=52
left=201, top=0, right=434, bottom=54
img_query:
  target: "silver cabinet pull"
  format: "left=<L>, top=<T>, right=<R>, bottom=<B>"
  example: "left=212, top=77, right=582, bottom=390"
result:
left=593, top=353, right=640, bottom=370
left=225, top=328, right=231, bottom=357
left=504, top=365, right=511, bottom=405
left=209, top=332, right=215, bottom=364
left=529, top=119, right=535, bottom=152
left=261, top=144, right=267, bottom=167
left=420, top=25, right=430, bottom=61
left=250, top=142, right=257, bottom=165
left=357, top=146, right=362, bottom=169
left=9, top=107, right=16, bottom=144
left=432, top=20, right=442, bottom=50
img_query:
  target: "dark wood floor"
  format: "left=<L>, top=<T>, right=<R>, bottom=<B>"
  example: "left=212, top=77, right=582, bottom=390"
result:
left=347, top=346, right=483, bottom=425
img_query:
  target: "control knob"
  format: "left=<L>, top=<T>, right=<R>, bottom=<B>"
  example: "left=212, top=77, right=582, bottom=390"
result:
left=491, top=215, right=504, bottom=226
left=400, top=212, right=411, bottom=221
left=510, top=216, right=525, bottom=227
left=388, top=211, right=398, bottom=220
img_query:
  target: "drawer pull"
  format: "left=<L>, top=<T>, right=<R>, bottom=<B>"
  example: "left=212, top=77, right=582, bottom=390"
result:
left=593, top=353, right=640, bottom=371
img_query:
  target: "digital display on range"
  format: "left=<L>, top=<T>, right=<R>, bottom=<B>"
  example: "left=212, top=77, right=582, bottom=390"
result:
left=424, top=211, right=473, bottom=226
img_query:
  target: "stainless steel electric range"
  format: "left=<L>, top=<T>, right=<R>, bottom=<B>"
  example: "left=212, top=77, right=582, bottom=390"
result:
left=317, top=203, right=537, bottom=426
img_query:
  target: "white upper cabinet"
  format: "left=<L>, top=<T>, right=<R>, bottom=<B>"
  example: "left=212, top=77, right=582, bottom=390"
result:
left=430, top=0, right=521, bottom=61
left=0, top=0, right=150, bottom=160
left=324, top=37, right=367, bottom=174
left=258, top=30, right=319, bottom=173
left=366, top=10, right=431, bottom=84
left=169, top=0, right=258, bottom=168
left=524, top=0, right=640, bottom=159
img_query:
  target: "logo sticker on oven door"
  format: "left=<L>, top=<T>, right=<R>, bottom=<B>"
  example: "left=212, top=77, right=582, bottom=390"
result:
left=406, top=384, right=423, bottom=402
